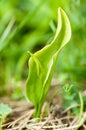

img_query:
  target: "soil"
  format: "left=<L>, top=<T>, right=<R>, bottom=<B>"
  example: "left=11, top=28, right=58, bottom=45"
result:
left=0, top=81, right=86, bottom=130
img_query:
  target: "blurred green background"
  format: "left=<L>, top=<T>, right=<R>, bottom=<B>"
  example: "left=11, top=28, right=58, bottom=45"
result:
left=0, top=0, right=86, bottom=96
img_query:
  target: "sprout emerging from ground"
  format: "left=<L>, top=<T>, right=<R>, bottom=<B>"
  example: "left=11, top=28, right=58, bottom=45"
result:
left=26, top=7, right=71, bottom=117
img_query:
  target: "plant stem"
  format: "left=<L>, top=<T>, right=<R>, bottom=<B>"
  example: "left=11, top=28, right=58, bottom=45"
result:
left=0, top=119, right=2, bottom=130
left=34, top=104, right=42, bottom=118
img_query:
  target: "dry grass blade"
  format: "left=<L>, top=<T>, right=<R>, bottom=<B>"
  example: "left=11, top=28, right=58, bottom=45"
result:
left=1, top=91, right=86, bottom=130
left=7, top=109, right=34, bottom=128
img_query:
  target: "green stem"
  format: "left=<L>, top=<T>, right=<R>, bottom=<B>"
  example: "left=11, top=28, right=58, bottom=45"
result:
left=76, top=92, right=84, bottom=130
left=0, top=119, right=2, bottom=130
left=34, top=103, right=42, bottom=118
left=78, top=92, right=83, bottom=121
left=75, top=92, right=84, bottom=130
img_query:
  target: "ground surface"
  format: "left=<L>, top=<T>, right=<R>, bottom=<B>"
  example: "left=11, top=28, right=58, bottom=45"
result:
left=0, top=81, right=86, bottom=130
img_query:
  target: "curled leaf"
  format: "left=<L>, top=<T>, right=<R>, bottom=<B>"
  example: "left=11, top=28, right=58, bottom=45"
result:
left=26, top=8, right=71, bottom=117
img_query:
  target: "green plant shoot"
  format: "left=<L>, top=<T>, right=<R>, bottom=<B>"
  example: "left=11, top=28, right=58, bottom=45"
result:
left=0, top=103, right=12, bottom=130
left=26, top=8, right=71, bottom=117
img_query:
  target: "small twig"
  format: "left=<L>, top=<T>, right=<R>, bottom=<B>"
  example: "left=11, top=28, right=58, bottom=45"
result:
left=70, top=116, right=78, bottom=126
left=37, top=114, right=52, bottom=130
left=8, top=109, right=34, bottom=128
left=83, top=124, right=86, bottom=129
